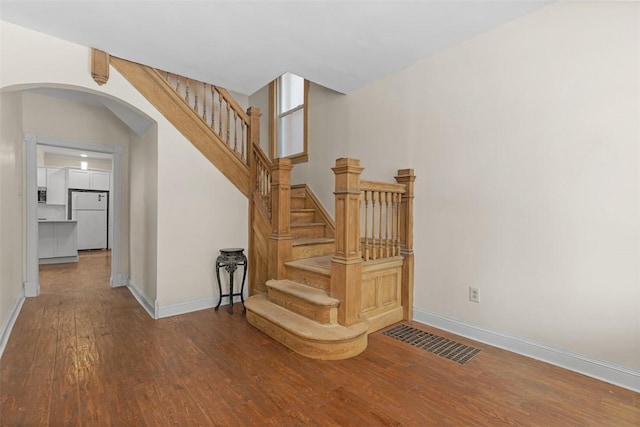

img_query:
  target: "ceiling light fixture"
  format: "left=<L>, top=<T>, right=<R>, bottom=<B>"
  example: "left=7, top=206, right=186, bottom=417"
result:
left=80, top=154, right=88, bottom=158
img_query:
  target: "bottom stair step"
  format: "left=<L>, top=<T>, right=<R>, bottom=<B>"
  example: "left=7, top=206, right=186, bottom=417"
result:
left=245, top=294, right=368, bottom=360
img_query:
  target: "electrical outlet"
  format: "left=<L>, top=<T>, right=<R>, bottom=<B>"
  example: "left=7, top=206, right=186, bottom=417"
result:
left=469, top=287, right=480, bottom=303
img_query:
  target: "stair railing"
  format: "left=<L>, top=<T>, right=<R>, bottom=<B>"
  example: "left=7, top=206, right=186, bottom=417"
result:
left=160, top=70, right=250, bottom=164
left=332, top=158, right=416, bottom=324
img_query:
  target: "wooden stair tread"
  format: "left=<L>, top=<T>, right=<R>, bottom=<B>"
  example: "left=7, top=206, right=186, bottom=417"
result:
left=285, top=256, right=332, bottom=275
left=291, top=222, right=325, bottom=227
left=292, top=237, right=335, bottom=247
left=291, top=208, right=315, bottom=212
left=245, top=294, right=367, bottom=341
left=267, top=279, right=339, bottom=307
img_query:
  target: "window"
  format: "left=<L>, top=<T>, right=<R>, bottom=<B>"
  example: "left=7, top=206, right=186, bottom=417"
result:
left=269, top=72, right=309, bottom=163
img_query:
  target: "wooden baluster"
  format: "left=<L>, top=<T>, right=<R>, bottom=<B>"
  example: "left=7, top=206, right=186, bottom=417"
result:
left=378, top=191, right=384, bottom=259
left=202, top=84, right=207, bottom=122
left=241, top=120, right=246, bottom=162
left=363, top=190, right=370, bottom=261
left=385, top=192, right=390, bottom=258
left=391, top=193, right=400, bottom=256
left=185, top=78, right=190, bottom=105
left=176, top=75, right=180, bottom=94
left=371, top=191, right=377, bottom=260
left=226, top=102, right=231, bottom=146
left=233, top=111, right=238, bottom=153
left=218, top=90, right=223, bottom=138
left=211, top=85, right=216, bottom=132
left=194, top=82, right=199, bottom=114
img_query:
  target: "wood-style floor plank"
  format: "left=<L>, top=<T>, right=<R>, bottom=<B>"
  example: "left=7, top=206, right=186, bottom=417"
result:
left=0, top=250, right=638, bottom=426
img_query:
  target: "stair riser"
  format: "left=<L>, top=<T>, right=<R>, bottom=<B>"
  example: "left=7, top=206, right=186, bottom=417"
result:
left=291, top=211, right=315, bottom=223
left=268, top=288, right=338, bottom=325
left=246, top=311, right=367, bottom=361
left=292, top=225, right=325, bottom=239
left=285, top=267, right=330, bottom=291
left=291, top=197, right=306, bottom=209
left=291, top=242, right=335, bottom=259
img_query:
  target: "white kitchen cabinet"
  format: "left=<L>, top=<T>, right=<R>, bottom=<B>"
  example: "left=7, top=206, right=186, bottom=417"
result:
left=90, top=171, right=110, bottom=191
left=68, top=169, right=91, bottom=189
left=38, top=222, right=55, bottom=258
left=37, top=167, right=47, bottom=187
left=46, top=168, right=66, bottom=205
left=68, top=169, right=110, bottom=191
left=38, top=220, right=78, bottom=263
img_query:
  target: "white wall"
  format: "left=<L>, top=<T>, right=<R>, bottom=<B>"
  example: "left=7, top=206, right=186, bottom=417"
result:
left=248, top=84, right=270, bottom=155
left=1, top=20, right=248, bottom=315
left=294, top=2, right=640, bottom=372
left=0, top=91, right=25, bottom=350
left=129, top=124, right=158, bottom=303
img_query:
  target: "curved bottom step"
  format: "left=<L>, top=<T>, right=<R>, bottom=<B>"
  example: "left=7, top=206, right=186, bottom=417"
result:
left=245, top=294, right=368, bottom=360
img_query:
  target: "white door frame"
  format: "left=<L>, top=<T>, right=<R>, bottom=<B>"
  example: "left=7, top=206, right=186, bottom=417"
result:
left=24, top=133, right=124, bottom=296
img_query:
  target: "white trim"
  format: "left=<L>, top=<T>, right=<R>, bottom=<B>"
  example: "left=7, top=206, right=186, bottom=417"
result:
left=0, top=287, right=25, bottom=358
left=126, top=279, right=156, bottom=319
left=156, top=296, right=243, bottom=319
left=413, top=307, right=640, bottom=393
left=25, top=134, right=125, bottom=297
left=23, top=280, right=40, bottom=297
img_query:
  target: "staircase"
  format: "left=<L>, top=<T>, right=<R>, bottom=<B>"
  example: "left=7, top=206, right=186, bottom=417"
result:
left=99, top=52, right=415, bottom=361
left=245, top=186, right=370, bottom=360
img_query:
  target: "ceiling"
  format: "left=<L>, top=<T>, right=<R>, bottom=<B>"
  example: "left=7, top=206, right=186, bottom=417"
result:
left=0, top=1, right=550, bottom=95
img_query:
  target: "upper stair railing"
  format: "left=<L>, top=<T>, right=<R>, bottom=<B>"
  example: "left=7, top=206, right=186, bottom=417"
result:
left=160, top=71, right=250, bottom=164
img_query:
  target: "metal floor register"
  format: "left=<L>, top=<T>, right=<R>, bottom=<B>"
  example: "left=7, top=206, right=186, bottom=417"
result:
left=383, top=324, right=481, bottom=365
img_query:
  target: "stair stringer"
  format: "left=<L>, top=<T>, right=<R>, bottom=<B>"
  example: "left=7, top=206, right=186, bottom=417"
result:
left=110, top=56, right=250, bottom=196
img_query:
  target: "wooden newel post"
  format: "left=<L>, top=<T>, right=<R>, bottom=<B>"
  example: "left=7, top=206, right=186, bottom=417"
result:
left=246, top=107, right=262, bottom=295
left=395, top=169, right=416, bottom=321
left=269, top=158, right=293, bottom=280
left=331, top=158, right=364, bottom=326
left=247, top=107, right=261, bottom=150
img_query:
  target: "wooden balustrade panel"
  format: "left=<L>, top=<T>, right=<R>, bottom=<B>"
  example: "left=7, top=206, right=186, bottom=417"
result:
left=359, top=183, right=404, bottom=261
left=360, top=257, right=404, bottom=332
left=161, top=71, right=249, bottom=164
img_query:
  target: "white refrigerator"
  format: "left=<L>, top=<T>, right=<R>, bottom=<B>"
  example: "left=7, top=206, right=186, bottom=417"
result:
left=70, top=191, right=108, bottom=250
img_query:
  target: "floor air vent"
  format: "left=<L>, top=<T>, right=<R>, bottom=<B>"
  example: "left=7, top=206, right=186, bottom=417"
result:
left=383, top=324, right=480, bottom=365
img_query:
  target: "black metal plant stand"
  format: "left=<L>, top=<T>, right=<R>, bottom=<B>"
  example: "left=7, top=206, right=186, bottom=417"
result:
left=215, top=248, right=247, bottom=314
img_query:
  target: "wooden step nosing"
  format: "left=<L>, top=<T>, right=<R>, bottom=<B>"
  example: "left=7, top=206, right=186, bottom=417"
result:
left=291, top=222, right=326, bottom=228
left=245, top=295, right=368, bottom=342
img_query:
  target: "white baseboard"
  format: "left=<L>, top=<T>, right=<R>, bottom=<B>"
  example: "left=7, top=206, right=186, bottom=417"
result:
left=156, top=296, right=243, bottom=319
left=23, top=280, right=39, bottom=297
left=126, top=279, right=156, bottom=319
left=412, top=307, right=640, bottom=393
left=111, top=272, right=127, bottom=287
left=0, top=287, right=25, bottom=359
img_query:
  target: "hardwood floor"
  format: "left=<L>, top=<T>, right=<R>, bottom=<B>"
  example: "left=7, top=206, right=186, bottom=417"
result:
left=1, top=251, right=638, bottom=426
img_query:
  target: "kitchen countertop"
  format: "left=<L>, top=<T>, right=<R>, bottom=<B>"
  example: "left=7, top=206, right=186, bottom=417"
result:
left=38, top=219, right=78, bottom=223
